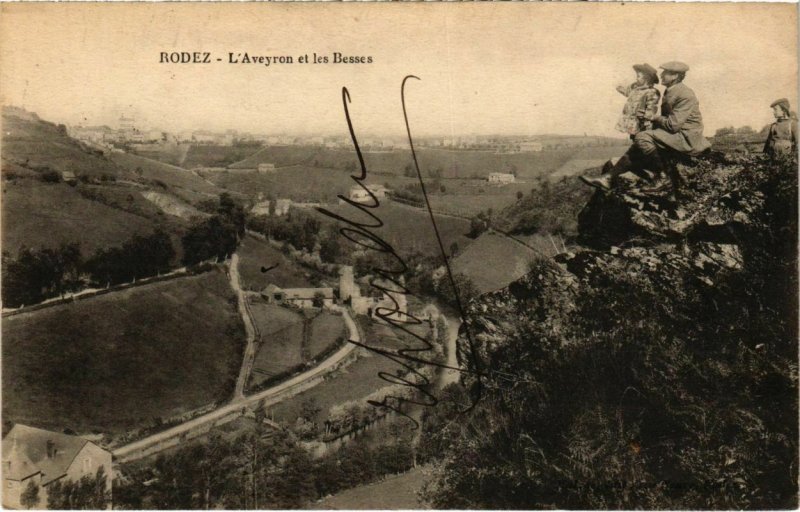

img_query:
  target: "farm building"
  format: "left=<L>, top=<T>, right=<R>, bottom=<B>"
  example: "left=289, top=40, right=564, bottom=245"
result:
left=250, top=198, right=292, bottom=217
left=339, top=266, right=408, bottom=321
left=261, top=284, right=335, bottom=309
left=487, top=172, right=516, bottom=184
left=257, top=163, right=276, bottom=173
left=60, top=171, right=77, bottom=184
left=343, top=185, right=388, bottom=204
left=2, top=424, right=112, bottom=509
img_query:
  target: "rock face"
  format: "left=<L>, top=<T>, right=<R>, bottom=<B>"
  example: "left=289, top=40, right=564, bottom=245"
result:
left=456, top=151, right=792, bottom=396
left=577, top=152, right=764, bottom=248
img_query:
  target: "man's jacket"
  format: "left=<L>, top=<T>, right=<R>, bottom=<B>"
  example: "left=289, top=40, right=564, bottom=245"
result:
left=653, top=82, right=711, bottom=155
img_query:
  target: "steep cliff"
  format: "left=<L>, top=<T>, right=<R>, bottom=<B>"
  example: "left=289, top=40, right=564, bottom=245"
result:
left=430, top=153, right=798, bottom=509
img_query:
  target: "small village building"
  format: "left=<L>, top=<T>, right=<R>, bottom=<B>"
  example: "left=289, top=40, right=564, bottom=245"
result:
left=487, top=172, right=516, bottom=184
left=251, top=198, right=292, bottom=217
left=344, top=185, right=388, bottom=204
left=60, top=171, right=77, bottom=184
left=519, top=141, right=544, bottom=152
left=339, top=266, right=408, bottom=321
left=261, top=284, right=335, bottom=309
left=257, top=163, right=276, bottom=173
left=2, top=424, right=113, bottom=509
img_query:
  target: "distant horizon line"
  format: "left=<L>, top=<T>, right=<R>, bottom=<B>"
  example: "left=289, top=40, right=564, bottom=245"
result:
left=2, top=103, right=767, bottom=142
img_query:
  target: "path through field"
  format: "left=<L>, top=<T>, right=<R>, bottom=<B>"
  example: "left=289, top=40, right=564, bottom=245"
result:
left=113, top=305, right=361, bottom=462
left=230, top=252, right=258, bottom=401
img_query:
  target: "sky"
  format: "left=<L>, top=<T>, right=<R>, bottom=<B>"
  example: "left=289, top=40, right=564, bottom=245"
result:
left=1, top=3, right=797, bottom=139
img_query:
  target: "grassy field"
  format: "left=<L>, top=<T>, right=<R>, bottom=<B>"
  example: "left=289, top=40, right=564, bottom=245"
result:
left=358, top=315, right=432, bottom=352
left=314, top=202, right=473, bottom=259
left=247, top=305, right=347, bottom=389
left=268, top=351, right=403, bottom=425
left=128, top=143, right=188, bottom=167
left=182, top=144, right=265, bottom=169
left=1, top=270, right=245, bottom=436
left=307, top=313, right=347, bottom=360
left=1, top=112, right=136, bottom=180
left=237, top=235, right=320, bottom=291
left=203, top=165, right=354, bottom=204
left=311, top=466, right=430, bottom=509
left=1, top=180, right=167, bottom=256
left=108, top=151, right=223, bottom=205
left=452, top=230, right=541, bottom=294
left=248, top=303, right=305, bottom=388
left=225, top=144, right=629, bottom=180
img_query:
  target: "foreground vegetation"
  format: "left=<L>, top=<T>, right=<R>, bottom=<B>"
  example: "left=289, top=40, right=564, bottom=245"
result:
left=422, top=154, right=798, bottom=509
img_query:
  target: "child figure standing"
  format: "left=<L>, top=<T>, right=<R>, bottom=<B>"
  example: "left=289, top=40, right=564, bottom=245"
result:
left=615, top=63, right=661, bottom=139
left=764, top=98, right=797, bottom=159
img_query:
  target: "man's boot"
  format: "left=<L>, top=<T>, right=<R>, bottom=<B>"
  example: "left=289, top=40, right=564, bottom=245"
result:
left=666, top=161, right=689, bottom=201
left=581, top=155, right=632, bottom=190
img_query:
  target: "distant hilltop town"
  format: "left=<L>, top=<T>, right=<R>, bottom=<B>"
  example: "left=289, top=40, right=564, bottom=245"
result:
left=60, top=111, right=624, bottom=155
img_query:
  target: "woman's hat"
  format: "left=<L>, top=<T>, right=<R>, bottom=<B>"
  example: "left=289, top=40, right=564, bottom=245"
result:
left=633, top=63, right=659, bottom=84
left=770, top=98, right=791, bottom=114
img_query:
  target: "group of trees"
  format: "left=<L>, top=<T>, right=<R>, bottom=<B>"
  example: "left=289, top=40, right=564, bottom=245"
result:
left=114, top=423, right=416, bottom=510
left=1, top=231, right=175, bottom=308
left=86, top=231, right=175, bottom=287
left=182, top=193, right=246, bottom=266
left=46, top=467, right=110, bottom=510
left=247, top=210, right=322, bottom=255
left=2, top=243, right=82, bottom=307
left=2, top=193, right=247, bottom=308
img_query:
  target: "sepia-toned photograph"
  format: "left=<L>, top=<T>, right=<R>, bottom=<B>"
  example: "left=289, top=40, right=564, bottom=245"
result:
left=0, top=3, right=797, bottom=509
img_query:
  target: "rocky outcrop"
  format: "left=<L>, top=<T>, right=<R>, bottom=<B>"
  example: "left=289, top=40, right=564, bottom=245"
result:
left=429, top=147, right=798, bottom=508
left=577, top=152, right=765, bottom=248
left=456, top=152, right=794, bottom=389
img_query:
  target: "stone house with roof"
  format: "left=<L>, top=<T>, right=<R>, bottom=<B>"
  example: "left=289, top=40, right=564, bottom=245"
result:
left=261, top=284, right=335, bottom=309
left=2, top=424, right=112, bottom=509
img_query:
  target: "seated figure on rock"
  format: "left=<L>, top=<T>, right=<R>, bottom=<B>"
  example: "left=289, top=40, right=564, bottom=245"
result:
left=582, top=61, right=711, bottom=200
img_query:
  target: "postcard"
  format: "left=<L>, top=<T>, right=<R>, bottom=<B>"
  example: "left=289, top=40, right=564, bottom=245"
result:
left=1, top=3, right=797, bottom=509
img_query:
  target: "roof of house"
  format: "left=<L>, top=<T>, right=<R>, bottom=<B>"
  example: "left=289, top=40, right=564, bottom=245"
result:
left=283, top=287, right=334, bottom=300
left=263, top=284, right=282, bottom=294
left=2, top=438, right=40, bottom=481
left=2, top=424, right=90, bottom=485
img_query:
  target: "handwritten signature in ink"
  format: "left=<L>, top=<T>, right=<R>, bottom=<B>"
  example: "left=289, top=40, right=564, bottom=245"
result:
left=315, top=76, right=486, bottom=428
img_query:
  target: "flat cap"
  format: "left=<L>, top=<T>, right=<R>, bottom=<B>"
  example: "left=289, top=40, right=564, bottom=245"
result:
left=659, top=61, right=690, bottom=73
left=770, top=98, right=791, bottom=112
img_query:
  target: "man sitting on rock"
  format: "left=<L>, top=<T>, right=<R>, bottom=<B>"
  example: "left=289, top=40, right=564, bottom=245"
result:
left=581, top=61, right=711, bottom=198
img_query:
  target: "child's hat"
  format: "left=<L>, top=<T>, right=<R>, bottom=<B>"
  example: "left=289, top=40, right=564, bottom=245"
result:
left=633, top=63, right=659, bottom=84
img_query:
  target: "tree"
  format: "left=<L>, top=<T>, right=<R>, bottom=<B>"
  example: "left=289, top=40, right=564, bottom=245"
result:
left=403, top=164, right=416, bottom=178
left=20, top=480, right=39, bottom=509
left=715, top=126, right=735, bottom=137
left=319, top=234, right=342, bottom=263
left=517, top=190, right=524, bottom=200
left=449, top=241, right=459, bottom=258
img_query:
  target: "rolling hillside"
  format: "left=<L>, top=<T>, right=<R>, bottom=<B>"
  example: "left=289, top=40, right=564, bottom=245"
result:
left=451, top=230, right=540, bottom=294
left=0, top=107, right=218, bottom=257
left=1, top=269, right=245, bottom=437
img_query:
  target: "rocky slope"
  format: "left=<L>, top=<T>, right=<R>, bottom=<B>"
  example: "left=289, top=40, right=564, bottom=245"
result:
left=440, top=152, right=798, bottom=509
